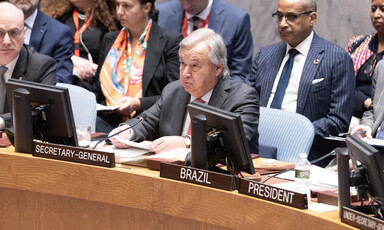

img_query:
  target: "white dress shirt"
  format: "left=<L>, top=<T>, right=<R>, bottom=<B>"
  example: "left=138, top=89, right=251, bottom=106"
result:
left=186, top=0, right=212, bottom=35
left=267, top=31, right=314, bottom=112
left=24, top=9, right=38, bottom=45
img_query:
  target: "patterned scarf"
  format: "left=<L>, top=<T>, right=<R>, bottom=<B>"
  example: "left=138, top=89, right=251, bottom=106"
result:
left=100, top=20, right=152, bottom=107
left=346, top=33, right=374, bottom=76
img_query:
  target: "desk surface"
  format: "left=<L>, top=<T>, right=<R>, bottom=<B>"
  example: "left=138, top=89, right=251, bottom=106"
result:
left=0, top=146, right=355, bottom=230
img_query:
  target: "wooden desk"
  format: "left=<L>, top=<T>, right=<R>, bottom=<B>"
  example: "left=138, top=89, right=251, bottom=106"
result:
left=0, top=146, right=355, bottom=229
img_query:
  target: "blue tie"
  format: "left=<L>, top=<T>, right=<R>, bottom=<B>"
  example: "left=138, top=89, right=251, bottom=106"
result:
left=270, top=49, right=300, bottom=109
left=192, top=16, right=200, bottom=31
left=376, top=121, right=384, bottom=139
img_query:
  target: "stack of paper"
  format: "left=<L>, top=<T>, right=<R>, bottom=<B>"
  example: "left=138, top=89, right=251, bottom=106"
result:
left=101, top=138, right=189, bottom=167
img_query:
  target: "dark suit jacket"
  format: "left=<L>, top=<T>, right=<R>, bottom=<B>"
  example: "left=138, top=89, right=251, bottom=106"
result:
left=157, top=0, right=253, bottom=82
left=29, top=10, right=73, bottom=84
left=127, top=77, right=260, bottom=154
left=95, top=22, right=183, bottom=111
left=1, top=45, right=56, bottom=125
left=248, top=32, right=355, bottom=166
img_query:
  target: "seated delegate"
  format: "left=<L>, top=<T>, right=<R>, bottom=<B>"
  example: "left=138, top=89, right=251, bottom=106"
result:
left=93, top=0, right=183, bottom=133
left=346, top=0, right=384, bottom=121
left=40, top=0, right=119, bottom=90
left=9, top=0, right=73, bottom=84
left=109, top=28, right=259, bottom=156
left=0, top=2, right=56, bottom=129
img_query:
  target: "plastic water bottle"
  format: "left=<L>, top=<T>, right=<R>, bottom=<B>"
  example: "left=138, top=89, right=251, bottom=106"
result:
left=295, top=153, right=311, bottom=201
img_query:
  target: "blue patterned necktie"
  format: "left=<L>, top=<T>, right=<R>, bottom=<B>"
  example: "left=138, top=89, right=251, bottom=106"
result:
left=270, top=49, right=300, bottom=109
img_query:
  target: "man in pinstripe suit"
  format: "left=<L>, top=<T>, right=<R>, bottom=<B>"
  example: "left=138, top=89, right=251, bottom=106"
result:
left=247, top=0, right=355, bottom=167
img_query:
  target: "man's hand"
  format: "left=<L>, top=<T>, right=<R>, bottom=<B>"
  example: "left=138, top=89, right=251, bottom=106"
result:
left=109, top=124, right=132, bottom=148
left=351, top=124, right=372, bottom=138
left=72, top=55, right=98, bottom=82
left=115, top=96, right=142, bottom=116
left=364, top=98, right=372, bottom=109
left=148, top=136, right=185, bottom=154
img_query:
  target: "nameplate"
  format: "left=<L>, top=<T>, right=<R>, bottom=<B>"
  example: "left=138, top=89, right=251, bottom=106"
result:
left=238, top=178, right=308, bottom=209
left=33, top=142, right=115, bottom=168
left=160, top=162, right=237, bottom=191
left=341, top=207, right=384, bottom=229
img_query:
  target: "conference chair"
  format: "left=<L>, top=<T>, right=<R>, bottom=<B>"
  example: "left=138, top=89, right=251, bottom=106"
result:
left=258, top=106, right=315, bottom=163
left=56, top=83, right=97, bottom=133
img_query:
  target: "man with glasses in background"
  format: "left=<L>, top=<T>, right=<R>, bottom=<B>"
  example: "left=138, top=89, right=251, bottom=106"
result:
left=246, top=0, right=355, bottom=167
left=9, top=0, right=73, bottom=84
left=0, top=2, right=56, bottom=130
left=157, top=0, right=253, bottom=83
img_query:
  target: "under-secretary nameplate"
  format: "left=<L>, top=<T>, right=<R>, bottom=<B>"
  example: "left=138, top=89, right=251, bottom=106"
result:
left=33, top=142, right=115, bottom=168
left=341, top=206, right=384, bottom=230
left=239, top=178, right=308, bottom=209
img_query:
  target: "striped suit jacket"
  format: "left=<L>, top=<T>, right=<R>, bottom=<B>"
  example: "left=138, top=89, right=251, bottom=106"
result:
left=247, top=32, right=355, bottom=166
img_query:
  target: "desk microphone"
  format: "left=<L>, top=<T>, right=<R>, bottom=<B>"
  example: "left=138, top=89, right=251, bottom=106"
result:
left=92, top=114, right=147, bottom=149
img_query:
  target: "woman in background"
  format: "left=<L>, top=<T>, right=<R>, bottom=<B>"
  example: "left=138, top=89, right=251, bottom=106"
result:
left=94, top=0, right=183, bottom=132
left=41, top=0, right=118, bottom=90
left=346, top=0, right=384, bottom=122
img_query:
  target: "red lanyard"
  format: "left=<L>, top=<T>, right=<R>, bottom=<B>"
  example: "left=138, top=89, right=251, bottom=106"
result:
left=182, top=12, right=210, bottom=37
left=72, top=9, right=93, bottom=56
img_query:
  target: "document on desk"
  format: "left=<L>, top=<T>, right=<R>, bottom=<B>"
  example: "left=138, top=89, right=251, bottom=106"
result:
left=361, top=137, right=384, bottom=147
left=101, top=145, right=151, bottom=166
left=102, top=145, right=150, bottom=158
left=148, top=147, right=190, bottom=161
left=101, top=143, right=189, bottom=167
left=115, top=137, right=150, bottom=150
left=275, top=165, right=338, bottom=190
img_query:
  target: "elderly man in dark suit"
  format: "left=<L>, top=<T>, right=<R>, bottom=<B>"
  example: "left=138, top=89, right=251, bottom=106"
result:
left=0, top=2, right=56, bottom=129
left=109, top=28, right=259, bottom=155
left=247, top=0, right=355, bottom=167
left=157, top=0, right=253, bottom=83
left=9, top=0, right=73, bottom=84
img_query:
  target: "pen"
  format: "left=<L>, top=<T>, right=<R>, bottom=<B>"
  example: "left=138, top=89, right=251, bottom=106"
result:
left=338, top=131, right=367, bottom=137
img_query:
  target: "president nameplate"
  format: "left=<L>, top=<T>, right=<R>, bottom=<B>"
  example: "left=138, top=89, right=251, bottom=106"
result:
left=160, top=162, right=237, bottom=191
left=33, top=142, right=115, bottom=168
left=239, top=178, right=308, bottom=209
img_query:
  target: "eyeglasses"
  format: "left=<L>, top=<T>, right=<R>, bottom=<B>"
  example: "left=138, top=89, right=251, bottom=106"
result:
left=364, top=54, right=377, bottom=77
left=0, top=28, right=24, bottom=40
left=272, top=11, right=313, bottom=23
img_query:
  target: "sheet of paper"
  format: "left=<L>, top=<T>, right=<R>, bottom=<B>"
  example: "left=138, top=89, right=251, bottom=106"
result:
left=361, top=137, right=384, bottom=147
left=101, top=145, right=150, bottom=158
left=100, top=144, right=189, bottom=166
left=97, top=103, right=119, bottom=111
left=116, top=137, right=150, bottom=150
left=147, top=147, right=190, bottom=161
left=275, top=165, right=338, bottom=189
